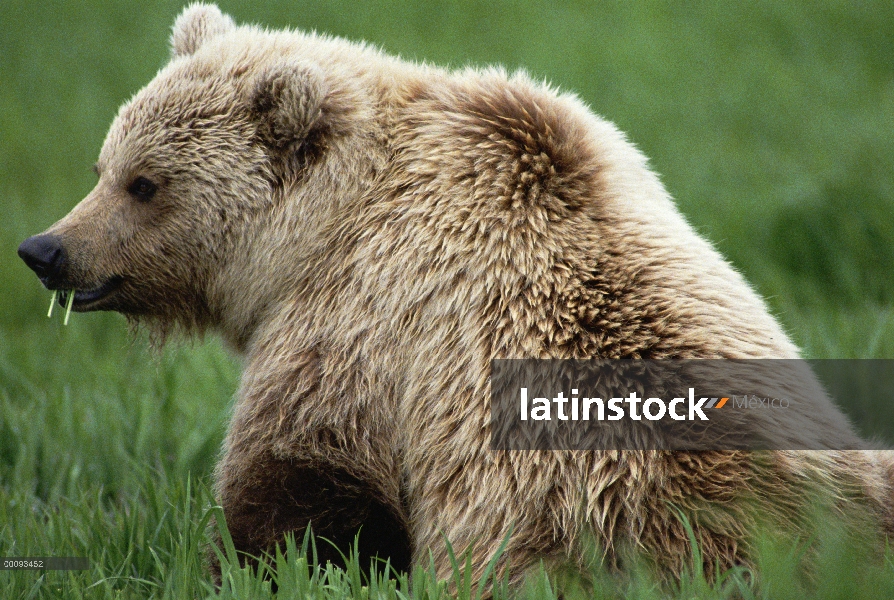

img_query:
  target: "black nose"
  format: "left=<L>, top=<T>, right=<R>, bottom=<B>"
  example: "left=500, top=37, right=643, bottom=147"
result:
left=18, top=234, right=66, bottom=280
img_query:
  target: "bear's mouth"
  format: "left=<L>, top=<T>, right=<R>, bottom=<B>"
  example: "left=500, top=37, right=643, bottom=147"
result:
left=53, top=276, right=123, bottom=311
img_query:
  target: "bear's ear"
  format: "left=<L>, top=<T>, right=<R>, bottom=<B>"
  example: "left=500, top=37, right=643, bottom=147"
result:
left=251, top=60, right=327, bottom=175
left=170, top=3, right=235, bottom=57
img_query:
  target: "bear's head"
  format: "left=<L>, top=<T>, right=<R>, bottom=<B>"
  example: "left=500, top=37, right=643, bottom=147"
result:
left=18, top=4, right=365, bottom=346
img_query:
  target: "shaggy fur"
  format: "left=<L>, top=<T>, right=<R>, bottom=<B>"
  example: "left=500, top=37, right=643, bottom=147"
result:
left=22, top=3, right=894, bottom=585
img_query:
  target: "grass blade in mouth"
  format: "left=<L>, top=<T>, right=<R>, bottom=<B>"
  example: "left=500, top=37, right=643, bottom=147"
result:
left=63, top=289, right=75, bottom=325
left=47, top=289, right=58, bottom=318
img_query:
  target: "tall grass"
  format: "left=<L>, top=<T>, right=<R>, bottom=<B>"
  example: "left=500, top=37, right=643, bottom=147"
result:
left=1, top=1, right=892, bottom=597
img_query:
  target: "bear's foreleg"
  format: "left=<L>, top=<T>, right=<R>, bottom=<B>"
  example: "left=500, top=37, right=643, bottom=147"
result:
left=209, top=440, right=412, bottom=582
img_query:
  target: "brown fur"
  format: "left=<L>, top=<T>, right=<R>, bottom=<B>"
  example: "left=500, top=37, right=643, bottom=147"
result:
left=24, top=3, right=894, bottom=586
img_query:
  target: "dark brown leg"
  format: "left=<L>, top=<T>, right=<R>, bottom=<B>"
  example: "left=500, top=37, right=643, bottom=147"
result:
left=209, top=447, right=412, bottom=583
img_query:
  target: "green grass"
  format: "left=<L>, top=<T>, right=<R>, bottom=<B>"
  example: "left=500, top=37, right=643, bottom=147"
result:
left=1, top=0, right=893, bottom=598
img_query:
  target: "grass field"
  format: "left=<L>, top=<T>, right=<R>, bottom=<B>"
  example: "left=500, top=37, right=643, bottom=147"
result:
left=1, top=1, right=893, bottom=597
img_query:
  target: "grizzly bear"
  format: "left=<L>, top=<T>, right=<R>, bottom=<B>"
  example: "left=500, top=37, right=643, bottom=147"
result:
left=18, top=2, right=894, bottom=586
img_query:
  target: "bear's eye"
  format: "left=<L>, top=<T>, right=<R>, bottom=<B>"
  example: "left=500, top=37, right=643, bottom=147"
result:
left=127, top=176, right=157, bottom=202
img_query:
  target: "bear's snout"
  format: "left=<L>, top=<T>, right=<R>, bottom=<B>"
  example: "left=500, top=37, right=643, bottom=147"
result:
left=18, top=234, right=66, bottom=284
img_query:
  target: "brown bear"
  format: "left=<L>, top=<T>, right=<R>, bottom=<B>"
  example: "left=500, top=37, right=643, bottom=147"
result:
left=18, top=2, right=894, bottom=587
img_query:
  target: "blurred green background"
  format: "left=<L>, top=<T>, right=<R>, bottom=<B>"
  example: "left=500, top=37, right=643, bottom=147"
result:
left=0, top=1, right=892, bottom=597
